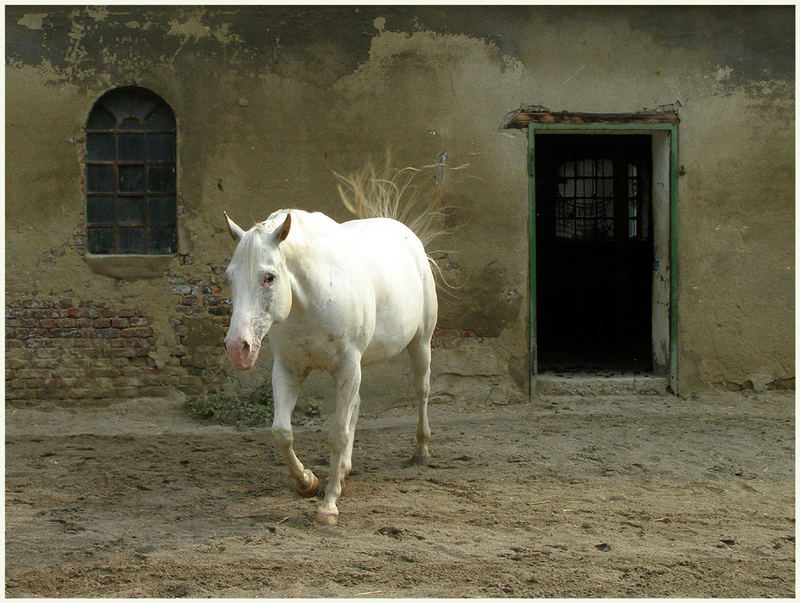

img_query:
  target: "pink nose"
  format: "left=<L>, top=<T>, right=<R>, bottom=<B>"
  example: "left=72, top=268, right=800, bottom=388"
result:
left=225, top=338, right=258, bottom=370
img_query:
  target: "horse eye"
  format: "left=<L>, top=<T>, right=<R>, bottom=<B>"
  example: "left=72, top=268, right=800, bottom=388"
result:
left=262, top=273, right=276, bottom=286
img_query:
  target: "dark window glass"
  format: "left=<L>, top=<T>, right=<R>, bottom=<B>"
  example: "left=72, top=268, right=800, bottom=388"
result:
left=132, top=95, right=155, bottom=119
left=149, top=227, right=177, bottom=254
left=87, top=165, right=114, bottom=192
left=87, top=227, right=114, bottom=254
left=119, top=117, right=144, bottom=131
left=117, top=134, right=146, bottom=161
left=119, top=166, right=145, bottom=192
left=87, top=196, right=115, bottom=223
left=149, top=197, right=177, bottom=224
left=147, top=166, right=176, bottom=193
left=119, top=227, right=146, bottom=254
left=104, top=91, right=130, bottom=118
left=147, top=134, right=175, bottom=162
left=86, top=133, right=114, bottom=161
left=119, top=197, right=145, bottom=223
left=144, top=104, right=175, bottom=130
left=87, top=106, right=115, bottom=129
left=85, top=87, right=177, bottom=255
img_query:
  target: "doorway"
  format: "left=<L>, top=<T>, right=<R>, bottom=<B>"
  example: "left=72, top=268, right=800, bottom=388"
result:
left=535, top=134, right=654, bottom=373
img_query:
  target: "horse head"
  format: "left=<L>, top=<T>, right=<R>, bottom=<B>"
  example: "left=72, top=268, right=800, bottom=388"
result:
left=223, top=211, right=292, bottom=370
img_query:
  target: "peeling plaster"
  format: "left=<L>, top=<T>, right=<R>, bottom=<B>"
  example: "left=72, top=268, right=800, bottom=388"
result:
left=124, top=21, right=152, bottom=31
left=167, top=12, right=243, bottom=45
left=335, top=29, right=523, bottom=101
left=713, top=64, right=733, bottom=82
left=17, top=13, right=45, bottom=30
left=85, top=7, right=109, bottom=22
left=167, top=14, right=212, bottom=43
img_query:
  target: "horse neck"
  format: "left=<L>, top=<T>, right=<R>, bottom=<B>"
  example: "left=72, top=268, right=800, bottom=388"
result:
left=280, top=213, right=342, bottom=312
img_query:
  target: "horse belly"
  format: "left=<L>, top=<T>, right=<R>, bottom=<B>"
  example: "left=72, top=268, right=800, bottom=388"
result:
left=362, top=264, right=428, bottom=366
left=362, top=317, right=417, bottom=365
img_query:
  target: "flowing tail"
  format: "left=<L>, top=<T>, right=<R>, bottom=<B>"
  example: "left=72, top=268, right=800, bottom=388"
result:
left=333, top=156, right=464, bottom=291
left=333, top=155, right=462, bottom=249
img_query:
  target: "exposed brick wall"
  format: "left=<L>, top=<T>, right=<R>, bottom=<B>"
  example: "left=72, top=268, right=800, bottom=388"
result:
left=7, top=271, right=491, bottom=408
left=166, top=263, right=232, bottom=372
left=5, top=297, right=205, bottom=406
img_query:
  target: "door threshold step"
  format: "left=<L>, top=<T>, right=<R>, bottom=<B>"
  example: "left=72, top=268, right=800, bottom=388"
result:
left=536, top=374, right=669, bottom=396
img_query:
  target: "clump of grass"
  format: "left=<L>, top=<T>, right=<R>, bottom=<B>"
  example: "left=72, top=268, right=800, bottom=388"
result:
left=302, top=398, right=322, bottom=420
left=186, top=384, right=275, bottom=429
left=186, top=363, right=324, bottom=429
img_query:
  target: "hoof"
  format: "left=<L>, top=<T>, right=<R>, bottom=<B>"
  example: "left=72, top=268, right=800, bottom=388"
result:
left=411, top=453, right=431, bottom=466
left=315, top=509, right=339, bottom=526
left=296, top=471, right=319, bottom=498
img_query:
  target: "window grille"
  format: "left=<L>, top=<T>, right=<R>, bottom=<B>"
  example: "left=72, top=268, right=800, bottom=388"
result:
left=85, top=87, right=177, bottom=255
left=555, top=158, right=643, bottom=241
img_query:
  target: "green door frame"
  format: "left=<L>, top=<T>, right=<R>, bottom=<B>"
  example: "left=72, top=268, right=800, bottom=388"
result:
left=528, top=123, right=679, bottom=393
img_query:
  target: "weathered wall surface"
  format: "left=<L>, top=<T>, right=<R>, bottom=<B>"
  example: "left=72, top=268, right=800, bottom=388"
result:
left=5, top=6, right=794, bottom=407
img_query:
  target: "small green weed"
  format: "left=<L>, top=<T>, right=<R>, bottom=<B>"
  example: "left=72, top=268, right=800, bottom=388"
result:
left=186, top=363, right=324, bottom=429
left=186, top=384, right=274, bottom=429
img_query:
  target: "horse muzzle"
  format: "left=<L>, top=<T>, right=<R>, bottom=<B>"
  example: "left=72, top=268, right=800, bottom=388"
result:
left=225, top=337, right=261, bottom=370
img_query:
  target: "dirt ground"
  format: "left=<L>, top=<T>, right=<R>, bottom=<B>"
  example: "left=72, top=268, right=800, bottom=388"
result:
left=5, top=389, right=795, bottom=598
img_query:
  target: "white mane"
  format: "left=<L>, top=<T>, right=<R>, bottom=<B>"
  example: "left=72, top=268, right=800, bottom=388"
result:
left=230, top=210, right=292, bottom=279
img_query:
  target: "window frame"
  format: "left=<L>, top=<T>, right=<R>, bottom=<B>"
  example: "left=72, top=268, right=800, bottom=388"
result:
left=85, top=86, right=178, bottom=256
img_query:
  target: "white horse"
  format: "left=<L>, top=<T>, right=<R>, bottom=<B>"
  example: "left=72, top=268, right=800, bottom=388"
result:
left=223, top=205, right=438, bottom=525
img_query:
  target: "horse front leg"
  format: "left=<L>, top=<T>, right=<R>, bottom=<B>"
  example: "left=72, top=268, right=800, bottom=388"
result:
left=316, top=355, right=362, bottom=525
left=271, top=359, right=319, bottom=498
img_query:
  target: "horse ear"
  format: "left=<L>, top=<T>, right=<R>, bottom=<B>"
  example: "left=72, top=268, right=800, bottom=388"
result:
left=224, top=211, right=245, bottom=241
left=276, top=212, right=291, bottom=244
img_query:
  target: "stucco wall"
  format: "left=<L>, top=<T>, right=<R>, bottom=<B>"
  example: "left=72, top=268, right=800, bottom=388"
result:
left=5, top=6, right=794, bottom=406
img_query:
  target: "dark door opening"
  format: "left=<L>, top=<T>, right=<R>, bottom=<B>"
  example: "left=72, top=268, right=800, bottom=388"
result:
left=536, top=134, right=653, bottom=373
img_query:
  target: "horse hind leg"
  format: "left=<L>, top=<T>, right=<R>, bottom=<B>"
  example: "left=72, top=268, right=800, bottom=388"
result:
left=341, top=392, right=361, bottom=479
left=407, top=336, right=432, bottom=466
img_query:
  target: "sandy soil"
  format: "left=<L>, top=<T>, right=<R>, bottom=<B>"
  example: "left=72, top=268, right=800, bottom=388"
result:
left=5, top=390, right=795, bottom=597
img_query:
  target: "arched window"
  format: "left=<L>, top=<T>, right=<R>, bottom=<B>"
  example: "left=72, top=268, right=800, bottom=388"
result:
left=85, top=87, right=177, bottom=255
